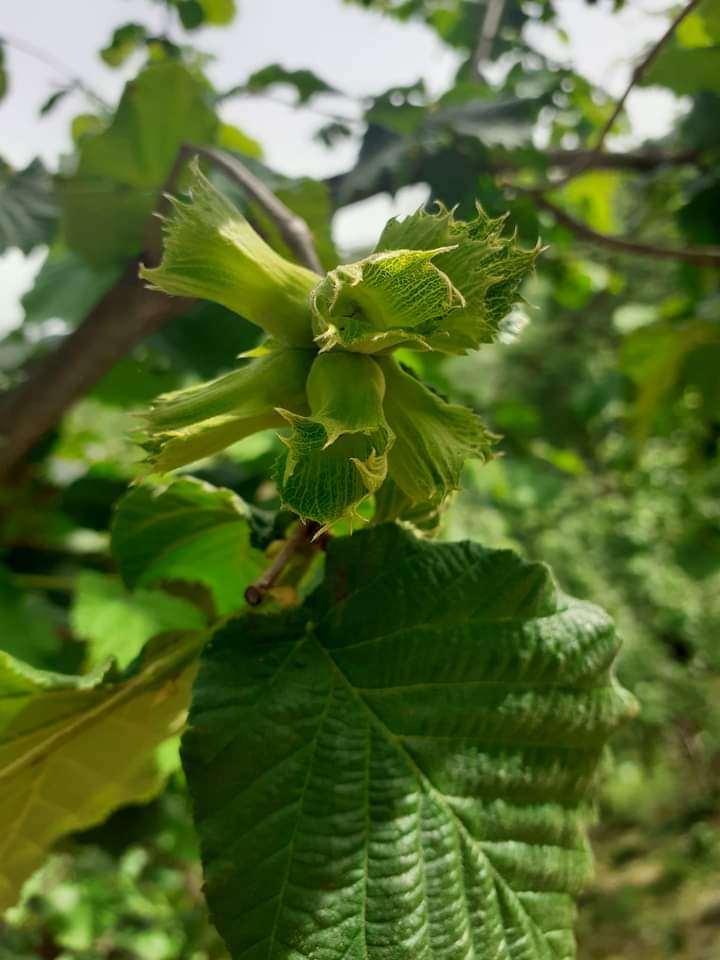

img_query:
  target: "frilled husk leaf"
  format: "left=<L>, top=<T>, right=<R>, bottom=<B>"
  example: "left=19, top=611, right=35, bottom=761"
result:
left=377, top=356, right=495, bottom=503
left=372, top=477, right=444, bottom=536
left=140, top=348, right=314, bottom=473
left=311, top=247, right=464, bottom=354
left=323, top=203, right=540, bottom=355
left=140, top=161, right=318, bottom=347
left=276, top=352, right=393, bottom=528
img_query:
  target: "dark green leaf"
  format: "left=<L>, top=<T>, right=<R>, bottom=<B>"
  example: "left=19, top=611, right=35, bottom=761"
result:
left=39, top=87, right=71, bottom=115
left=177, top=0, right=205, bottom=30
left=645, top=45, right=720, bottom=94
left=100, top=23, right=149, bottom=68
left=314, top=121, right=355, bottom=148
left=0, top=567, right=61, bottom=668
left=153, top=300, right=262, bottom=379
left=0, top=42, right=6, bottom=102
left=0, top=159, right=57, bottom=254
left=184, top=524, right=635, bottom=960
left=243, top=64, right=337, bottom=105
left=21, top=249, right=121, bottom=330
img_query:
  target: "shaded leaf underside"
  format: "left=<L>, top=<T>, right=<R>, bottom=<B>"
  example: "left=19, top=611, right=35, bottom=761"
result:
left=0, top=633, right=202, bottom=909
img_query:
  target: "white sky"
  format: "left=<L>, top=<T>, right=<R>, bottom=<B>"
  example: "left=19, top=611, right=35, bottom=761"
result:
left=0, top=0, right=683, bottom=334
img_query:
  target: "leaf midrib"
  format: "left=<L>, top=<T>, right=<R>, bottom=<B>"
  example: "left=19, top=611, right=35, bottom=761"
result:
left=0, top=631, right=205, bottom=784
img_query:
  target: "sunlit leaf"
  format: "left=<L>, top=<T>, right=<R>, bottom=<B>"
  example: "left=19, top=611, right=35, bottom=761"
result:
left=60, top=63, right=218, bottom=264
left=111, top=477, right=266, bottom=615
left=0, top=159, right=56, bottom=254
left=0, top=631, right=204, bottom=910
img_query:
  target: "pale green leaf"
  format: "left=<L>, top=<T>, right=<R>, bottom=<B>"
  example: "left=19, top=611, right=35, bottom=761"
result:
left=311, top=247, right=462, bottom=354
left=111, top=477, right=266, bottom=615
left=0, top=631, right=203, bottom=910
left=199, top=0, right=236, bottom=24
left=558, top=172, right=621, bottom=236
left=71, top=572, right=206, bottom=670
left=217, top=122, right=263, bottom=159
left=59, top=63, right=218, bottom=264
left=620, top=319, right=720, bottom=438
left=183, top=524, right=635, bottom=960
left=372, top=477, right=443, bottom=534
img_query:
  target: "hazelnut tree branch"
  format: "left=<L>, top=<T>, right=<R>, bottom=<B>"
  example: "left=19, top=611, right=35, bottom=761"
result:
left=471, top=0, right=508, bottom=82
left=592, top=0, right=701, bottom=155
left=546, top=0, right=702, bottom=190
left=0, top=146, right=322, bottom=479
left=532, top=192, right=720, bottom=267
left=0, top=32, right=110, bottom=111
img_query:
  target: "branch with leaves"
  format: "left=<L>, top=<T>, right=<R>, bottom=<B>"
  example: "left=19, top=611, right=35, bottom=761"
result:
left=530, top=192, right=720, bottom=267
left=0, top=146, right=321, bottom=479
left=553, top=0, right=702, bottom=188
left=592, top=0, right=701, bottom=155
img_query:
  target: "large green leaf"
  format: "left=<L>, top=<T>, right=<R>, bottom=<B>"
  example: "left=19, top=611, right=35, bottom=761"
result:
left=0, top=159, right=57, bottom=254
left=0, top=631, right=203, bottom=910
left=60, top=63, right=218, bottom=264
left=183, top=524, right=635, bottom=960
left=111, top=477, right=266, bottom=616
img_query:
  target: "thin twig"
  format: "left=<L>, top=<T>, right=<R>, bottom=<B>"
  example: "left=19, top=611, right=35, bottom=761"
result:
left=545, top=147, right=700, bottom=173
left=533, top=193, right=720, bottom=267
left=472, top=0, right=507, bottom=82
left=547, top=0, right=702, bottom=190
left=593, top=0, right=701, bottom=154
left=328, top=147, right=702, bottom=208
left=0, top=32, right=110, bottom=111
left=183, top=145, right=323, bottom=273
left=244, top=521, right=324, bottom=607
